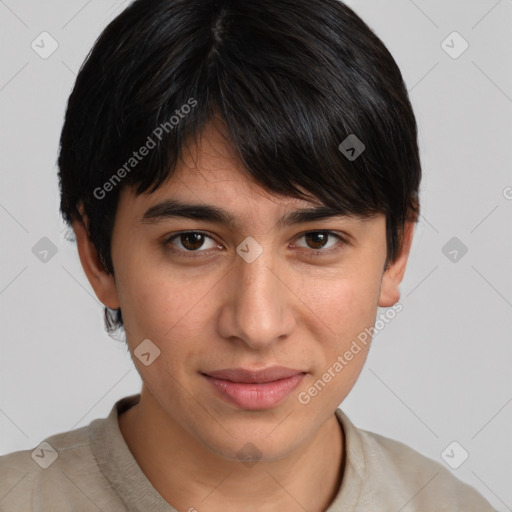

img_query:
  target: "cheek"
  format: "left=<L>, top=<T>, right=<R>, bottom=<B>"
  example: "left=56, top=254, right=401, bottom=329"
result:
left=299, top=277, right=381, bottom=409
left=116, top=253, right=221, bottom=347
left=299, top=259, right=382, bottom=393
left=111, top=247, right=170, bottom=342
left=118, top=275, right=179, bottom=343
left=114, top=263, right=204, bottom=394
left=303, top=262, right=382, bottom=341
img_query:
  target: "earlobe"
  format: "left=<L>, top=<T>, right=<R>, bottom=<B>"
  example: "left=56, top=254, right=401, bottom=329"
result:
left=378, top=221, right=415, bottom=308
left=72, top=207, right=120, bottom=310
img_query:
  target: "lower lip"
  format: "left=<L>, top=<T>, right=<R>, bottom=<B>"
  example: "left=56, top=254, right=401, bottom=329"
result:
left=203, top=373, right=306, bottom=410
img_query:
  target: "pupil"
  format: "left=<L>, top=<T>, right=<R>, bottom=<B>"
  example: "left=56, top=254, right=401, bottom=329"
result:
left=183, top=233, right=204, bottom=250
left=307, top=232, right=326, bottom=249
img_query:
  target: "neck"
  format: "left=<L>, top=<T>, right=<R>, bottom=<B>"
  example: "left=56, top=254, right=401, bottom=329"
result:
left=119, top=386, right=344, bottom=512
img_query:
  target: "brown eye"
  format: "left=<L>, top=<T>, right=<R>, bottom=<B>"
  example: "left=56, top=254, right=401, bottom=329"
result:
left=178, top=232, right=206, bottom=251
left=303, top=232, right=330, bottom=250
left=165, top=231, right=219, bottom=254
left=294, top=231, right=346, bottom=255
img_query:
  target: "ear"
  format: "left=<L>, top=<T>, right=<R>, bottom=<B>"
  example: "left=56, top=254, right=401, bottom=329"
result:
left=72, top=205, right=120, bottom=309
left=378, top=221, right=415, bottom=307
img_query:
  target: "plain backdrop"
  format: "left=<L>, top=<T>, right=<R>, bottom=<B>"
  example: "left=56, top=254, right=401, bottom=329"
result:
left=0, top=0, right=511, bottom=509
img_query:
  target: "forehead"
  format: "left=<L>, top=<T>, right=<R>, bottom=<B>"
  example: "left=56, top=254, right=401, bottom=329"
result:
left=119, top=120, right=321, bottom=214
left=115, top=119, right=378, bottom=231
left=170, top=120, right=317, bottom=204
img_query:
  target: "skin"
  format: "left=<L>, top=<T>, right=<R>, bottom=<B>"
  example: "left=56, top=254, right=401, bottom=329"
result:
left=73, top=119, right=414, bottom=512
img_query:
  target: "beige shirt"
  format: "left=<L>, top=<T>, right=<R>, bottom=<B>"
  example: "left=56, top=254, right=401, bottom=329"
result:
left=0, top=394, right=496, bottom=511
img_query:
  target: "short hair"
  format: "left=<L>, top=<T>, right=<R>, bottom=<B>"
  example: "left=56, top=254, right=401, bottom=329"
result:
left=57, top=0, right=421, bottom=336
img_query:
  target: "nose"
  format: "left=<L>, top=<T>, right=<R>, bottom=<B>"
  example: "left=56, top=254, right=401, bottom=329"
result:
left=217, top=239, right=297, bottom=351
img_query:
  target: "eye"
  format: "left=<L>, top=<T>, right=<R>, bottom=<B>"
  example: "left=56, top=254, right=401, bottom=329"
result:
left=163, top=230, right=348, bottom=258
left=293, top=231, right=346, bottom=255
left=165, top=231, right=220, bottom=255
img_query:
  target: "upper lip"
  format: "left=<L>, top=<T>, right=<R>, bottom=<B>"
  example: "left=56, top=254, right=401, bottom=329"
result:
left=203, top=366, right=305, bottom=383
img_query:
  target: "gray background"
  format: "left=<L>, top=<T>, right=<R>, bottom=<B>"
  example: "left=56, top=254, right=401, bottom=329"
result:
left=0, top=0, right=511, bottom=509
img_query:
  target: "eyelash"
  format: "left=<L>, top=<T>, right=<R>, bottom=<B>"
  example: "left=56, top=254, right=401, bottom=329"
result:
left=163, top=230, right=349, bottom=259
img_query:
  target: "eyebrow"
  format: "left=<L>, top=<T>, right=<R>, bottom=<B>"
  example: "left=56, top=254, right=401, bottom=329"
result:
left=140, top=199, right=360, bottom=230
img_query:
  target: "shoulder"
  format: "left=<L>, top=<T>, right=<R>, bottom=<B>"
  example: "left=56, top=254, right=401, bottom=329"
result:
left=0, top=422, right=92, bottom=476
left=0, top=421, right=112, bottom=511
left=336, top=409, right=497, bottom=511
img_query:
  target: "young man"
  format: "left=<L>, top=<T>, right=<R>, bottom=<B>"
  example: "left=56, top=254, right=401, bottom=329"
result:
left=0, top=0, right=496, bottom=510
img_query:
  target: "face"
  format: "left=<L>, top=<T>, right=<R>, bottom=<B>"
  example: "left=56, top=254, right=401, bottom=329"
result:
left=76, top=120, right=412, bottom=462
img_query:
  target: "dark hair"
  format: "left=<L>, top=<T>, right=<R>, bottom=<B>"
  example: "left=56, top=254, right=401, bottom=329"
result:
left=58, top=0, right=421, bottom=337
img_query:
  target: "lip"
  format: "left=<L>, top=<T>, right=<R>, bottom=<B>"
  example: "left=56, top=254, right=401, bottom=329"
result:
left=204, top=366, right=304, bottom=383
left=202, top=367, right=306, bottom=410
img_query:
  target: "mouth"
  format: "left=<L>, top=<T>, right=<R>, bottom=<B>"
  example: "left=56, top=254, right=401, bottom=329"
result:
left=201, top=366, right=306, bottom=410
